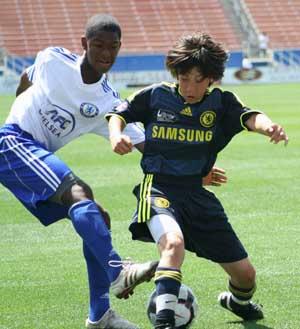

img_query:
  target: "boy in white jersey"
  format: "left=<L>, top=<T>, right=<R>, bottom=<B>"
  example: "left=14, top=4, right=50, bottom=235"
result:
left=0, top=14, right=159, bottom=329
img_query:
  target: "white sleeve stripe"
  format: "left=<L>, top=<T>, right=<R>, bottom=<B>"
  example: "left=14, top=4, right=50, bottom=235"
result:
left=28, top=66, right=35, bottom=81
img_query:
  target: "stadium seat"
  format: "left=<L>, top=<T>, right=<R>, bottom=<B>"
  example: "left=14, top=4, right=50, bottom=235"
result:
left=244, top=0, right=300, bottom=48
left=0, top=0, right=241, bottom=56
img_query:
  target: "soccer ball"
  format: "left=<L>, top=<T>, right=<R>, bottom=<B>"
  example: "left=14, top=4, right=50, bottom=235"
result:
left=147, top=284, right=199, bottom=328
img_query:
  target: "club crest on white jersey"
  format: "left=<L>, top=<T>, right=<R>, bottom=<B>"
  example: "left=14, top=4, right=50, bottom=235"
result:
left=80, top=103, right=99, bottom=118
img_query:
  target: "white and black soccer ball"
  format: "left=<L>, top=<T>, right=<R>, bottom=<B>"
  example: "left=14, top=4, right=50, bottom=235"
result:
left=147, top=284, right=199, bottom=328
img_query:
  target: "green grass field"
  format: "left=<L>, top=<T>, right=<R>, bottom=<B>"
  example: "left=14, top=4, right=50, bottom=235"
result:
left=0, top=83, right=300, bottom=329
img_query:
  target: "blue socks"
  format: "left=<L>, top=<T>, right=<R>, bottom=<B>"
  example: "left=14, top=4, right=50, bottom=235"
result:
left=69, top=200, right=122, bottom=321
left=83, top=243, right=110, bottom=322
left=69, top=200, right=121, bottom=283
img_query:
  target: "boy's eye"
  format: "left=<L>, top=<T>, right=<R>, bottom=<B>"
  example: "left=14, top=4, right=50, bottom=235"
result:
left=196, top=76, right=205, bottom=83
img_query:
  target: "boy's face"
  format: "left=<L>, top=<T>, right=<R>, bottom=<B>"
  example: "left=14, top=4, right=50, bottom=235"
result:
left=177, top=67, right=211, bottom=104
left=81, top=30, right=121, bottom=74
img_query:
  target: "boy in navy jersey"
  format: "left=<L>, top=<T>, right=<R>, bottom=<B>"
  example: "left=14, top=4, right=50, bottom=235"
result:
left=107, top=32, right=289, bottom=328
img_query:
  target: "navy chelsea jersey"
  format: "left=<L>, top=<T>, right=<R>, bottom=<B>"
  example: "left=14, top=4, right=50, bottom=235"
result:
left=108, top=82, right=256, bottom=177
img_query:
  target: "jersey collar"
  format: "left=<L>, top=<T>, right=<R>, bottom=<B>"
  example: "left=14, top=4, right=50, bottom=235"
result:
left=76, top=55, right=106, bottom=90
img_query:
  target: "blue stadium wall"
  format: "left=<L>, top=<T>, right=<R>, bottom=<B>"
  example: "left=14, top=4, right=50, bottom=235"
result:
left=7, top=49, right=300, bottom=75
left=111, top=52, right=244, bottom=71
left=7, top=51, right=243, bottom=75
left=2, top=49, right=300, bottom=94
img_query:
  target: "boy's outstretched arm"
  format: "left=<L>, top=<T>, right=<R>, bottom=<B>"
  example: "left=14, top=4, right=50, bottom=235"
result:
left=16, top=71, right=32, bottom=97
left=108, top=115, right=133, bottom=155
left=245, top=113, right=289, bottom=145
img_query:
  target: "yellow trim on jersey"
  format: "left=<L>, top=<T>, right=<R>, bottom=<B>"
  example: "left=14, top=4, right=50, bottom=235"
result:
left=128, top=82, right=176, bottom=102
left=231, top=92, right=245, bottom=107
left=154, top=270, right=182, bottom=283
left=137, top=174, right=153, bottom=223
left=240, top=110, right=263, bottom=131
left=104, top=113, right=127, bottom=125
left=162, top=81, right=177, bottom=88
left=146, top=175, right=153, bottom=219
left=212, top=87, right=244, bottom=106
left=127, top=83, right=160, bottom=102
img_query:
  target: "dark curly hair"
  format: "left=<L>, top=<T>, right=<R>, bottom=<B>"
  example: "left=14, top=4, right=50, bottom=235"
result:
left=166, top=33, right=228, bottom=81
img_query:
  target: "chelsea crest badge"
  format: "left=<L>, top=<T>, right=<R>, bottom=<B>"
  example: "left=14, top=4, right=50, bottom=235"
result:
left=154, top=197, right=170, bottom=208
left=80, top=102, right=99, bottom=118
left=200, top=110, right=216, bottom=128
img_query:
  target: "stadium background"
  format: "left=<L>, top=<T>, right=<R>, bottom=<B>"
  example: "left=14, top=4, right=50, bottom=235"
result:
left=0, top=1, right=300, bottom=329
left=1, top=0, right=300, bottom=91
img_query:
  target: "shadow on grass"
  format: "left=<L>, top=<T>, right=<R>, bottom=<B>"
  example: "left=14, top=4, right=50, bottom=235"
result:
left=227, top=320, right=273, bottom=329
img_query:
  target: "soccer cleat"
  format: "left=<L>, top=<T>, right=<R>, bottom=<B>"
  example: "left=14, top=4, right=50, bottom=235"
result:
left=110, top=260, right=159, bottom=299
left=85, top=308, right=139, bottom=329
left=218, top=292, right=264, bottom=321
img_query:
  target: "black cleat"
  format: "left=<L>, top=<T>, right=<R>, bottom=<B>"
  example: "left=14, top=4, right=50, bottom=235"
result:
left=218, top=292, right=264, bottom=321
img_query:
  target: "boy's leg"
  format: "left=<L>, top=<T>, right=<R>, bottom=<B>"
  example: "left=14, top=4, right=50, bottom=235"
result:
left=72, top=209, right=138, bottom=329
left=218, top=259, right=264, bottom=320
left=147, top=214, right=184, bottom=329
left=184, top=187, right=264, bottom=321
left=83, top=243, right=141, bottom=329
left=83, top=242, right=110, bottom=322
left=69, top=200, right=158, bottom=299
left=0, top=129, right=154, bottom=328
left=154, top=267, right=181, bottom=329
left=69, top=200, right=122, bottom=283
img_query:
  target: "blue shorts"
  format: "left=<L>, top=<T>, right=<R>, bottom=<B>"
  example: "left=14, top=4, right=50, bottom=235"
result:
left=0, top=124, right=71, bottom=226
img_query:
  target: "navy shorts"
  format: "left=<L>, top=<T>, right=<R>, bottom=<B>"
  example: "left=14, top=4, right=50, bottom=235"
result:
left=0, top=124, right=71, bottom=226
left=129, top=174, right=248, bottom=263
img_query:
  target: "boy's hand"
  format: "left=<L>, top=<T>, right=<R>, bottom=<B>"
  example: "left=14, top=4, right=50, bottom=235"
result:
left=267, top=124, right=289, bottom=146
left=110, top=134, right=133, bottom=155
left=203, top=166, right=227, bottom=186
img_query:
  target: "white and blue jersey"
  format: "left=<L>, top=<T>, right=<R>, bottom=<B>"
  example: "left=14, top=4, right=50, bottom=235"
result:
left=0, top=47, right=145, bottom=225
left=6, top=47, right=144, bottom=152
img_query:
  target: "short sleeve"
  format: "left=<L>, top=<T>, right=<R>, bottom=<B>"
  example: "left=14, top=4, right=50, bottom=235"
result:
left=123, top=123, right=145, bottom=145
left=92, top=94, right=145, bottom=145
left=29, top=48, right=56, bottom=91
left=105, top=85, right=153, bottom=124
left=221, top=91, right=260, bottom=138
left=93, top=119, right=145, bottom=145
left=25, top=65, right=36, bottom=82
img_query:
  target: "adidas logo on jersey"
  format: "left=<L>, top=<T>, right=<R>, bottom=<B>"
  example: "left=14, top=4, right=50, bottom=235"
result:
left=180, top=107, right=193, bottom=116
